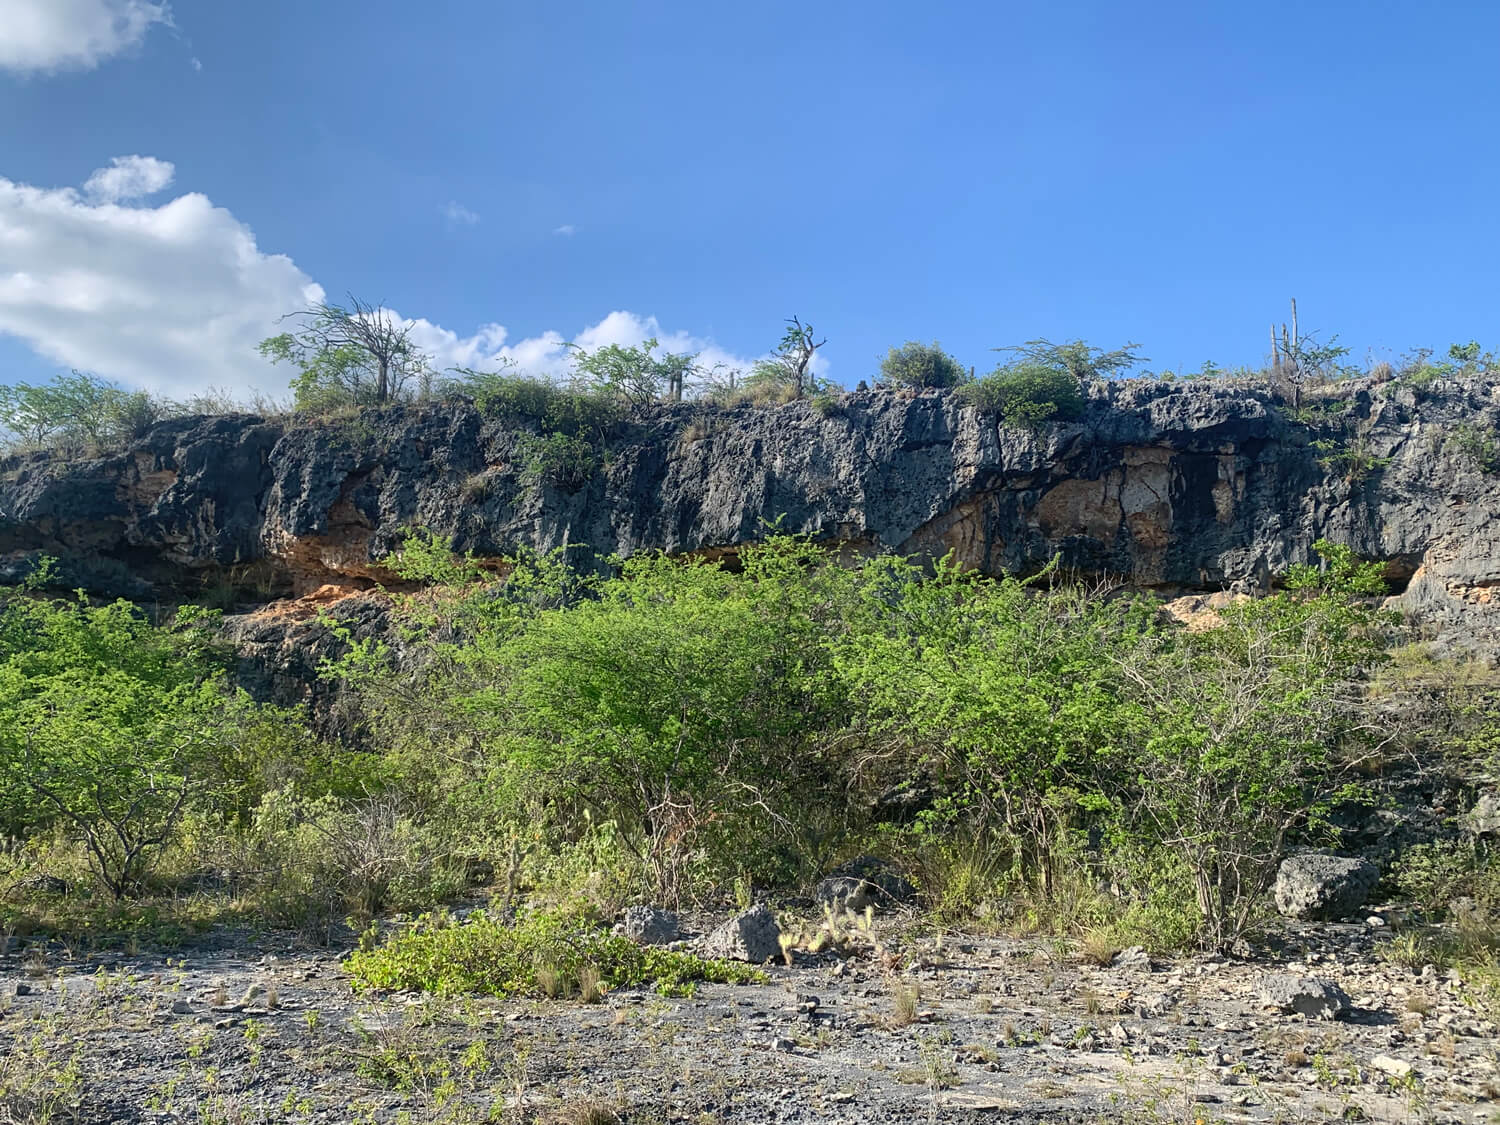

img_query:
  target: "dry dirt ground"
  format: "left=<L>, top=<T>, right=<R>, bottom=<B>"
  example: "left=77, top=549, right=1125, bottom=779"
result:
left=1, top=913, right=1496, bottom=1125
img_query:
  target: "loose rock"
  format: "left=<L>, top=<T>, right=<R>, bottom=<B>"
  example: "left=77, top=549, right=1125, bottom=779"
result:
left=1274, top=854, right=1379, bottom=920
left=620, top=905, right=680, bottom=946
left=702, top=904, right=782, bottom=963
left=1257, top=973, right=1351, bottom=1019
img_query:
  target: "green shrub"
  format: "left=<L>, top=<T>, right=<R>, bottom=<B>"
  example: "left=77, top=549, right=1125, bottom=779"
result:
left=0, top=371, right=177, bottom=451
left=449, top=370, right=622, bottom=440
left=1446, top=422, right=1500, bottom=473
left=959, top=361, right=1085, bottom=428
left=1393, top=841, right=1500, bottom=919
left=517, top=432, right=598, bottom=492
left=809, top=393, right=841, bottom=417
left=878, top=341, right=968, bottom=389
left=346, top=908, right=765, bottom=997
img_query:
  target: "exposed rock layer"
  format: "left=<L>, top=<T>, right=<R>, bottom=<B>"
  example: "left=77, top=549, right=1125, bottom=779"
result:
left=4, top=376, right=1500, bottom=655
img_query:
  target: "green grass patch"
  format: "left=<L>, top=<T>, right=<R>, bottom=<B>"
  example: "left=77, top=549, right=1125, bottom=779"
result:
left=345, top=908, right=766, bottom=998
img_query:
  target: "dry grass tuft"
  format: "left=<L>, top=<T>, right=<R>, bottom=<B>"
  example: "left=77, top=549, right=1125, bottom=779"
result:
left=550, top=1096, right=620, bottom=1125
left=1079, top=927, right=1121, bottom=967
left=887, top=981, right=921, bottom=1028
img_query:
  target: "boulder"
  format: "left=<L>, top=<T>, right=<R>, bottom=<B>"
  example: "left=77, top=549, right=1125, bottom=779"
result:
left=814, top=856, right=917, bottom=916
left=1464, top=792, right=1500, bottom=840
left=814, top=876, right=874, bottom=915
left=1274, top=854, right=1378, bottom=920
left=702, top=904, right=782, bottom=963
left=1256, top=973, right=1351, bottom=1019
left=620, top=905, right=680, bottom=946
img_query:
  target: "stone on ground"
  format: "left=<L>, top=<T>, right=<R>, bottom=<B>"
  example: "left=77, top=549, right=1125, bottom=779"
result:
left=1257, top=972, right=1351, bottom=1019
left=620, top=905, right=680, bottom=946
left=702, top=904, right=782, bottom=963
left=1274, top=853, right=1379, bottom=920
left=813, top=856, right=917, bottom=916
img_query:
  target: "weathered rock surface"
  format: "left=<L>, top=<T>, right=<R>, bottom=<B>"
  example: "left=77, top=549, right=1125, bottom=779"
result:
left=619, top=905, right=681, bottom=946
left=702, top=904, right=782, bottom=963
left=1464, top=791, right=1500, bottom=839
left=1256, top=972, right=1352, bottom=1019
left=1274, top=853, right=1380, bottom=920
left=5, top=376, right=1500, bottom=655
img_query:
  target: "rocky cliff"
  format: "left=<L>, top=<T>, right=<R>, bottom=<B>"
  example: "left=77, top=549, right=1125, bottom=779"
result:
left=4, top=375, right=1500, bottom=658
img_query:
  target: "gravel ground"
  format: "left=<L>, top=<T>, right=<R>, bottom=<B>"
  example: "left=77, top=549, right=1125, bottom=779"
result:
left=1, top=914, right=1496, bottom=1124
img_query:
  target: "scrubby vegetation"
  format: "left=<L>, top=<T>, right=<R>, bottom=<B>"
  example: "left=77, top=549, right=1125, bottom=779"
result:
left=3, top=528, right=1497, bottom=970
left=345, top=906, right=764, bottom=998
left=878, top=341, right=968, bottom=389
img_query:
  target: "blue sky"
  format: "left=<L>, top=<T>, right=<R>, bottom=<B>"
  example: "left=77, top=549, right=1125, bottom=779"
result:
left=1, top=0, right=1497, bottom=397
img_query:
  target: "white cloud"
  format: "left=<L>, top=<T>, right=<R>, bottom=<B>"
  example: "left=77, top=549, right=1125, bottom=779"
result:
left=0, top=0, right=171, bottom=74
left=442, top=201, right=479, bottom=226
left=400, top=309, right=761, bottom=384
left=83, top=155, right=174, bottom=202
left=0, top=159, right=773, bottom=402
left=0, top=161, right=322, bottom=397
left=552, top=224, right=576, bottom=236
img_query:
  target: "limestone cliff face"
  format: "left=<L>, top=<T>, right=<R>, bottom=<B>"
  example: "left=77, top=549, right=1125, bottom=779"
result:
left=4, top=376, right=1500, bottom=656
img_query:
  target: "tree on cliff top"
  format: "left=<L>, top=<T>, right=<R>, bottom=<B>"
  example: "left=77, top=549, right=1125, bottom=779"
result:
left=568, top=337, right=700, bottom=406
left=745, top=316, right=827, bottom=401
left=261, top=297, right=433, bottom=411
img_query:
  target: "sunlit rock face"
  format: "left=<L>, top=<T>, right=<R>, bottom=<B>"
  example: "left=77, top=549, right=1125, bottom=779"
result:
left=4, top=375, right=1500, bottom=658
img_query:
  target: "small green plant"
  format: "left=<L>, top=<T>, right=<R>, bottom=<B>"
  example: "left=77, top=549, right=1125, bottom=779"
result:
left=517, top=432, right=599, bottom=492
left=808, top=393, right=840, bottom=418
left=1446, top=422, right=1500, bottom=474
left=1313, top=435, right=1389, bottom=483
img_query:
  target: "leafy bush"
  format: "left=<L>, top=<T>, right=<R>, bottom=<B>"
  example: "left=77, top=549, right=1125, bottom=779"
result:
left=517, top=432, right=599, bottom=492
left=998, top=339, right=1144, bottom=381
left=447, top=371, right=621, bottom=440
left=1114, top=539, right=1391, bottom=948
left=959, top=361, right=1086, bottom=428
left=0, top=582, right=243, bottom=898
left=568, top=337, right=698, bottom=406
left=346, top=908, right=765, bottom=997
left=878, top=341, right=968, bottom=389
left=1393, top=841, right=1500, bottom=919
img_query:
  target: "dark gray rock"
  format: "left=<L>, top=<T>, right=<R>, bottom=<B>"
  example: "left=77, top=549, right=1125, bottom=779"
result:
left=1256, top=973, right=1351, bottom=1019
left=819, top=856, right=918, bottom=913
left=814, top=876, right=875, bottom=916
left=702, top=904, right=782, bottom=963
left=1112, top=946, right=1152, bottom=971
left=8, top=874, right=69, bottom=896
left=620, top=905, right=680, bottom=946
left=1274, top=854, right=1380, bottom=920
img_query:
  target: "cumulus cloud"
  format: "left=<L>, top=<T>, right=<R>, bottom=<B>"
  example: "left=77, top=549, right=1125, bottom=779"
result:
left=0, top=0, right=171, bottom=74
left=83, top=155, right=175, bottom=202
left=400, top=309, right=761, bottom=384
left=552, top=224, right=576, bottom=237
left=0, top=159, right=771, bottom=402
left=442, top=201, right=479, bottom=226
left=0, top=160, right=323, bottom=397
